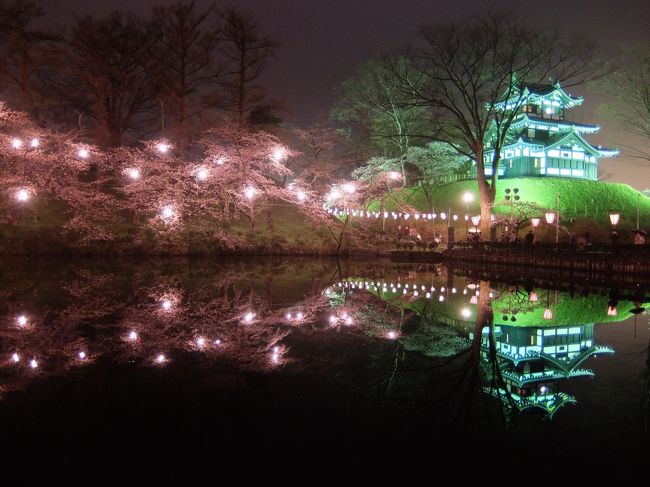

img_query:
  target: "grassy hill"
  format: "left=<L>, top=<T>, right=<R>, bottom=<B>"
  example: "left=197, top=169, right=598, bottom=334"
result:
left=376, top=177, right=650, bottom=242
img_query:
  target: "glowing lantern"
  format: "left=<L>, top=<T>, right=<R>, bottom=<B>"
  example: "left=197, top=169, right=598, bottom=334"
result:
left=545, top=211, right=556, bottom=225
left=78, top=148, right=90, bottom=159
left=15, top=189, right=30, bottom=202
left=243, top=312, right=255, bottom=323
left=128, top=331, right=138, bottom=341
left=529, top=292, right=538, bottom=302
left=30, top=138, right=39, bottom=148
left=342, top=182, right=356, bottom=194
left=440, top=212, right=447, bottom=220
left=78, top=351, right=86, bottom=360
left=271, top=146, right=287, bottom=163
left=156, top=353, right=166, bottom=364
left=17, top=315, right=27, bottom=327
left=607, top=306, right=617, bottom=316
left=161, top=206, right=175, bottom=220
left=12, top=353, right=20, bottom=363
left=156, top=142, right=170, bottom=154
left=11, top=137, right=22, bottom=149
left=609, top=212, right=620, bottom=226
left=127, top=168, right=140, bottom=180
left=470, top=295, right=478, bottom=304
left=453, top=214, right=459, bottom=221
left=214, top=156, right=225, bottom=165
left=30, top=358, right=38, bottom=369
left=531, top=217, right=541, bottom=228
left=196, top=167, right=209, bottom=181
left=387, top=331, right=397, bottom=340
left=471, top=215, right=481, bottom=226
left=543, top=308, right=553, bottom=320
left=461, top=308, right=471, bottom=318
left=296, top=190, right=307, bottom=202
left=161, top=299, right=173, bottom=311
left=389, top=171, right=401, bottom=180
left=244, top=187, right=257, bottom=200
left=285, top=312, right=292, bottom=320
left=296, top=312, right=304, bottom=320
left=196, top=337, right=206, bottom=348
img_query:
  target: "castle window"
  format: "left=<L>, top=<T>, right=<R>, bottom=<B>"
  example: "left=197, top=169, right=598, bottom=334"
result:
left=534, top=158, right=538, bottom=168
left=561, top=151, right=571, bottom=158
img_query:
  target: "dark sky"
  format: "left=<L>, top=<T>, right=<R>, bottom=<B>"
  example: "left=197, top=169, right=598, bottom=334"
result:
left=34, top=0, right=650, bottom=189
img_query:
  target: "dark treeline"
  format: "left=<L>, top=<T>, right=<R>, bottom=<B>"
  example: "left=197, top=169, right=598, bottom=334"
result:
left=0, top=0, right=278, bottom=149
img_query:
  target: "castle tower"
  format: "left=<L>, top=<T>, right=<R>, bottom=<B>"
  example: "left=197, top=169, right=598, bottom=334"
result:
left=483, top=80, right=618, bottom=180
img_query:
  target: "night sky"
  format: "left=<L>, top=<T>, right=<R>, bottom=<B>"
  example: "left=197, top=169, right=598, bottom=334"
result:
left=33, top=0, right=650, bottom=189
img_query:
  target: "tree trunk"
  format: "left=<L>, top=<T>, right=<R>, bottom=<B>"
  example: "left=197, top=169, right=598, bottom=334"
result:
left=476, top=147, right=496, bottom=237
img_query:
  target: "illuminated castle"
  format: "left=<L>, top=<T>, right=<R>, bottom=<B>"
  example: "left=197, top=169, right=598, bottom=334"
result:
left=481, top=79, right=618, bottom=181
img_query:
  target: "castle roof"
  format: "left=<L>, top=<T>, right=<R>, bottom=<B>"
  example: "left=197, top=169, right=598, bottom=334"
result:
left=494, top=79, right=584, bottom=110
left=510, top=114, right=600, bottom=134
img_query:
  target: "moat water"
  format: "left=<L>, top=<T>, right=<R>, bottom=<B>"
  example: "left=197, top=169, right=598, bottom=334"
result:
left=1, top=257, right=648, bottom=474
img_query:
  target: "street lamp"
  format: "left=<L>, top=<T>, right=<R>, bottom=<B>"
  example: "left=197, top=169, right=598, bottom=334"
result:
left=531, top=217, right=541, bottom=228
left=544, top=211, right=556, bottom=224
left=609, top=212, right=620, bottom=227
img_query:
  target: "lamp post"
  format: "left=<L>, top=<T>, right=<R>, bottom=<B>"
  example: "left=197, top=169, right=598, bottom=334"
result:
left=504, top=187, right=520, bottom=242
left=463, top=191, right=474, bottom=237
left=636, top=193, right=640, bottom=229
left=544, top=193, right=560, bottom=244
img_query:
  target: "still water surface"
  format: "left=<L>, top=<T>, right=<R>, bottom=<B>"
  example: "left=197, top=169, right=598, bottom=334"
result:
left=1, top=257, right=648, bottom=472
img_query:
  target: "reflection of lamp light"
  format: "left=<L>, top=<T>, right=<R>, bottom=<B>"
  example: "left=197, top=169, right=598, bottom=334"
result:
left=545, top=211, right=556, bottom=225
left=543, top=289, right=552, bottom=319
left=531, top=217, right=541, bottom=228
